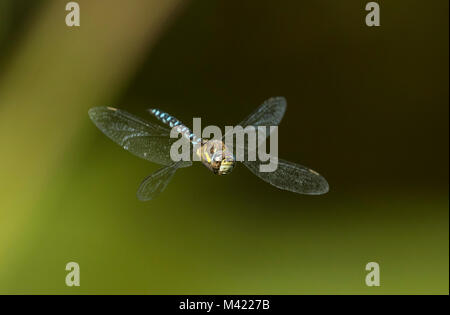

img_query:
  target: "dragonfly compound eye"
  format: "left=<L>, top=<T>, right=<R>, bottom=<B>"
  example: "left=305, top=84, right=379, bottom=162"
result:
left=218, top=158, right=235, bottom=175
left=213, top=151, right=223, bottom=162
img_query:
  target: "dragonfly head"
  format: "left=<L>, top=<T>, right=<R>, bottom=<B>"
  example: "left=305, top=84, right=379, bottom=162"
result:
left=218, top=155, right=235, bottom=175
left=200, top=140, right=236, bottom=175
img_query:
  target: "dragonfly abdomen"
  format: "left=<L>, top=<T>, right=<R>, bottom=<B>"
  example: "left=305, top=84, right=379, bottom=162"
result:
left=149, top=108, right=202, bottom=145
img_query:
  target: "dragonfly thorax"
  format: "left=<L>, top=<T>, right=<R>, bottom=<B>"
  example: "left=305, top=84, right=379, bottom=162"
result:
left=197, top=139, right=235, bottom=175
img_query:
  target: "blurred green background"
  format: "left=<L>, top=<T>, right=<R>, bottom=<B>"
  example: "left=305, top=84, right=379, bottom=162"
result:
left=0, top=0, right=448, bottom=294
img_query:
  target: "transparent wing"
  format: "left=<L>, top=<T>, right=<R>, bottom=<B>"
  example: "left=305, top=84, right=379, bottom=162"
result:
left=243, top=158, right=329, bottom=195
left=237, top=96, right=287, bottom=128
left=137, top=161, right=185, bottom=201
left=223, top=97, right=287, bottom=153
left=230, top=97, right=328, bottom=194
left=89, top=106, right=190, bottom=167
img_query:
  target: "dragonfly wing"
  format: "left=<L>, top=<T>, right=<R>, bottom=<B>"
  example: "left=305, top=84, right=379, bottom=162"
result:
left=243, top=158, right=329, bottom=195
left=238, top=96, right=287, bottom=128
left=223, top=97, right=287, bottom=154
left=136, top=161, right=188, bottom=201
left=232, top=98, right=329, bottom=195
left=89, top=106, right=190, bottom=167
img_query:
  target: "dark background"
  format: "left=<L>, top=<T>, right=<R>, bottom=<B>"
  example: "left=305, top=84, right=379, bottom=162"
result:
left=0, top=0, right=448, bottom=294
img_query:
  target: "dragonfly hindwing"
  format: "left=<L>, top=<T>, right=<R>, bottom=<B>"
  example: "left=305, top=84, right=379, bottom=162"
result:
left=243, top=158, right=329, bottom=195
left=136, top=161, right=188, bottom=201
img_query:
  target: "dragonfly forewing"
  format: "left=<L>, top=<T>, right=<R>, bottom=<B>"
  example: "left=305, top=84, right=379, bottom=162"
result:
left=89, top=106, right=190, bottom=167
left=223, top=97, right=286, bottom=156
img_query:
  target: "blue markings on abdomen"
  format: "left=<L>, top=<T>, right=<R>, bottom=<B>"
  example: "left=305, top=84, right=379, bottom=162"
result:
left=149, top=108, right=201, bottom=145
left=150, top=108, right=178, bottom=126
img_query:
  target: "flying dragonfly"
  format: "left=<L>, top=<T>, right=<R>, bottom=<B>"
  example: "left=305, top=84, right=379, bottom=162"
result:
left=88, top=97, right=329, bottom=201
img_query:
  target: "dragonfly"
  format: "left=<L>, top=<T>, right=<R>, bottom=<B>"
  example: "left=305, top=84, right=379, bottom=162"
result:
left=88, top=97, right=329, bottom=201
